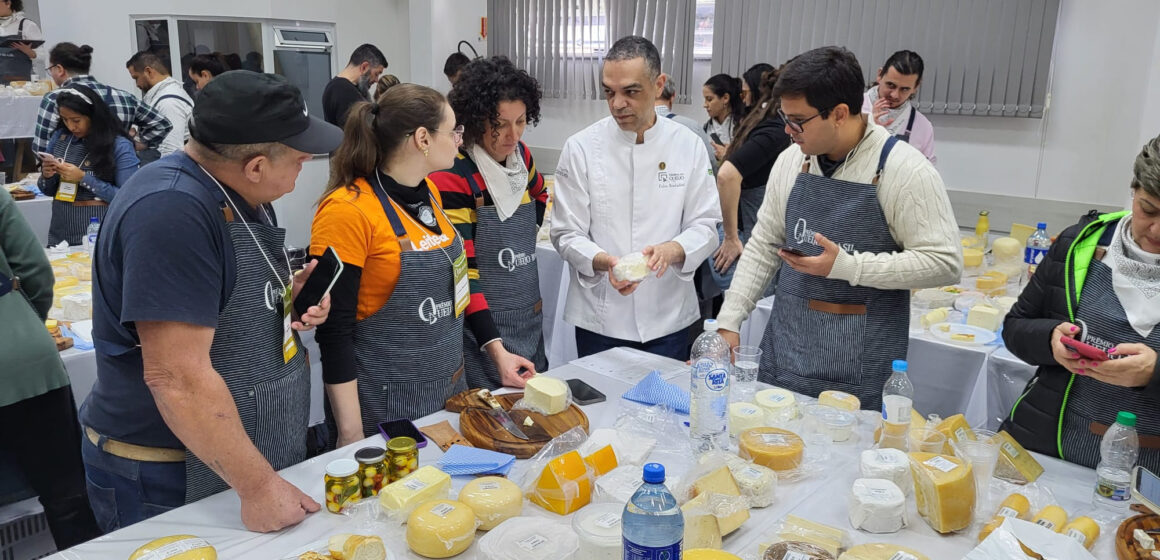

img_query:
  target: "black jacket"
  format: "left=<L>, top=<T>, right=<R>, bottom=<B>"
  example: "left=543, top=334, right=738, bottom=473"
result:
left=1001, top=210, right=1160, bottom=459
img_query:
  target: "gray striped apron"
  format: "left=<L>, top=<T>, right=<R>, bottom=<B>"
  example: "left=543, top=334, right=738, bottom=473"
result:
left=351, top=183, right=468, bottom=434
left=1058, top=259, right=1160, bottom=469
left=461, top=171, right=547, bottom=390
left=758, top=137, right=908, bottom=411
left=184, top=190, right=311, bottom=502
left=738, top=186, right=766, bottom=239
left=47, top=137, right=107, bottom=247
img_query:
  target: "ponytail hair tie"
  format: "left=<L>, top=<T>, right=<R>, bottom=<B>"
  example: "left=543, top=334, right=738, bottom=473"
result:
left=370, top=103, right=381, bottom=115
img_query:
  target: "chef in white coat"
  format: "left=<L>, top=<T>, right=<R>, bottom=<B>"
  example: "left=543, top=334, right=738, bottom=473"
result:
left=551, top=35, right=721, bottom=361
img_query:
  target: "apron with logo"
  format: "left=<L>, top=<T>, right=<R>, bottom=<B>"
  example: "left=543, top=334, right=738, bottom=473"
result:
left=185, top=179, right=311, bottom=502
left=758, top=137, right=908, bottom=411
left=0, top=19, right=32, bottom=83
left=351, top=182, right=468, bottom=433
left=461, top=169, right=548, bottom=390
left=47, top=135, right=107, bottom=246
left=1057, top=260, right=1160, bottom=469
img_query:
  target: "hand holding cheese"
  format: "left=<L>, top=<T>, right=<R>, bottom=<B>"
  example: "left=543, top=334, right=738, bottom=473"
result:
left=611, top=251, right=649, bottom=283
left=518, top=375, right=571, bottom=415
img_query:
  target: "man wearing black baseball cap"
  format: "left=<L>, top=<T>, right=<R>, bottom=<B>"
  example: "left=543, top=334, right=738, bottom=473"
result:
left=82, top=72, right=341, bottom=533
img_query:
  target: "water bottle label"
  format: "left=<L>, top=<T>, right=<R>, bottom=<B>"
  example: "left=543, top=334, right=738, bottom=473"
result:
left=1096, top=475, right=1131, bottom=501
left=622, top=539, right=680, bottom=560
left=1024, top=247, right=1048, bottom=265
left=704, top=367, right=729, bottom=392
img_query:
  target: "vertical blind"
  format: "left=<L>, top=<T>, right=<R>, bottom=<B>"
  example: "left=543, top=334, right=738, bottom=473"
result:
left=711, top=0, right=1061, bottom=118
left=489, top=0, right=697, bottom=103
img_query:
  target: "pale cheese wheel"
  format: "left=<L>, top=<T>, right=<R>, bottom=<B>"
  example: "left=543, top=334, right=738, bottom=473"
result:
left=838, top=543, right=929, bottom=560
left=458, top=476, right=523, bottom=530
left=754, top=388, right=797, bottom=423
left=128, top=535, right=217, bottom=560
left=817, top=390, right=860, bottom=411
left=963, top=248, right=984, bottom=267
left=406, top=500, right=478, bottom=558
left=739, top=428, right=804, bottom=471
left=728, top=402, right=765, bottom=436
left=992, top=236, right=1023, bottom=261
left=847, top=478, right=907, bottom=534
left=685, top=550, right=743, bottom=560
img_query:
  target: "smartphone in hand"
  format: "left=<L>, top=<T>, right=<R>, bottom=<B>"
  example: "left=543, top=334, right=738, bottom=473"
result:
left=293, top=246, right=343, bottom=319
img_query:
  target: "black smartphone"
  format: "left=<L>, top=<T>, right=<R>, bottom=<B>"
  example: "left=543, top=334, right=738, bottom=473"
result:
left=769, top=242, right=806, bottom=256
left=566, top=378, right=606, bottom=405
left=378, top=418, right=428, bottom=448
left=293, top=246, right=343, bottom=319
left=710, top=132, right=723, bottom=145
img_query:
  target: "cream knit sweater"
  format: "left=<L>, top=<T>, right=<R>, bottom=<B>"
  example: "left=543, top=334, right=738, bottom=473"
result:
left=717, top=120, right=963, bottom=333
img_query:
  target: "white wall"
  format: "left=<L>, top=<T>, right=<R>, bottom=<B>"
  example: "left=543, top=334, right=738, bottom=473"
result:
left=518, top=0, right=1160, bottom=213
left=410, top=0, right=487, bottom=94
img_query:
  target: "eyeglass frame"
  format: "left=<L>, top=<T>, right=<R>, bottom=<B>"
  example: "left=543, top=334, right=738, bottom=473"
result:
left=777, top=108, right=827, bottom=134
left=406, top=124, right=464, bottom=144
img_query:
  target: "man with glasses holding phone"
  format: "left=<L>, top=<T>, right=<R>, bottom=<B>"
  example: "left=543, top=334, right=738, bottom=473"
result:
left=715, top=46, right=961, bottom=410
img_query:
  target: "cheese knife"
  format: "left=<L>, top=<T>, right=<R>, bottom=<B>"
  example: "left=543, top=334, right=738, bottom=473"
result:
left=476, top=389, right=530, bottom=440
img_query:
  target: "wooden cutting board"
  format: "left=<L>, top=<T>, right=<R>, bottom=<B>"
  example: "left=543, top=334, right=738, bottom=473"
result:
left=453, top=391, right=589, bottom=459
left=1117, top=506, right=1160, bottom=560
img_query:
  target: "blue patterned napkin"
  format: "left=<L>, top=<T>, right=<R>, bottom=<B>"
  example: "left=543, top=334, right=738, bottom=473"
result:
left=622, top=371, right=690, bottom=414
left=437, top=444, right=516, bottom=476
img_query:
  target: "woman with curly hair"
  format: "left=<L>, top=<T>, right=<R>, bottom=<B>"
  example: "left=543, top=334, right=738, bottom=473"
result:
left=429, top=56, right=549, bottom=390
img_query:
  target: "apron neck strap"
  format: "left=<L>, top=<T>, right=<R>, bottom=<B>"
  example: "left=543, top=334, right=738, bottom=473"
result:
left=872, top=136, right=900, bottom=186
left=905, top=107, right=917, bottom=135
left=372, top=172, right=421, bottom=252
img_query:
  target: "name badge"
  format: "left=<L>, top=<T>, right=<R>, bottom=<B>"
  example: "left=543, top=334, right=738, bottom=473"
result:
left=281, top=281, right=298, bottom=363
left=452, top=252, right=469, bottom=318
left=55, top=181, right=78, bottom=202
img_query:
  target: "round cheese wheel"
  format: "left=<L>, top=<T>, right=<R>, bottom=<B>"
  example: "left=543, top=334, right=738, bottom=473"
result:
left=963, top=248, right=984, bottom=267
left=838, top=543, right=929, bottom=560
left=992, top=236, right=1023, bottom=261
left=458, top=476, right=523, bottom=530
left=817, top=390, right=860, bottom=411
left=728, top=402, right=765, bottom=436
left=128, top=535, right=217, bottom=560
left=739, top=427, right=804, bottom=471
left=406, top=500, right=478, bottom=558
left=685, top=549, right=743, bottom=560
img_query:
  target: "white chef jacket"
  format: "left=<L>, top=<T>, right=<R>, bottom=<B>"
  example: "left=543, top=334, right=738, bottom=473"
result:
left=142, top=76, right=193, bottom=156
left=551, top=115, right=721, bottom=342
left=0, top=13, right=45, bottom=78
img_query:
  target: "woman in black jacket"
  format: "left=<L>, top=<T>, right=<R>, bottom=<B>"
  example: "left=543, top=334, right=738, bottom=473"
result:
left=1001, top=134, right=1160, bottom=471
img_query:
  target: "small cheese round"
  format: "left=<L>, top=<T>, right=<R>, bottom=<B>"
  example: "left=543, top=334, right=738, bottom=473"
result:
left=612, top=252, right=649, bottom=282
left=848, top=478, right=907, bottom=534
left=860, top=448, right=912, bottom=496
left=991, top=237, right=1023, bottom=261
left=458, top=476, right=523, bottom=531
left=838, top=543, right=929, bottom=560
left=128, top=535, right=217, bottom=560
left=739, top=428, right=804, bottom=471
left=1062, top=516, right=1100, bottom=549
left=406, top=500, right=478, bottom=558
left=1031, top=504, right=1068, bottom=533
left=728, top=402, right=765, bottom=436
left=755, top=388, right=797, bottom=423
left=963, top=248, right=984, bottom=267
left=817, top=390, right=860, bottom=411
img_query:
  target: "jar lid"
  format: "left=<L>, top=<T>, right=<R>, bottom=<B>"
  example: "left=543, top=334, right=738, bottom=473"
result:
left=326, top=458, right=359, bottom=478
left=387, top=436, right=417, bottom=453
left=571, top=502, right=623, bottom=543
left=355, top=446, right=386, bottom=463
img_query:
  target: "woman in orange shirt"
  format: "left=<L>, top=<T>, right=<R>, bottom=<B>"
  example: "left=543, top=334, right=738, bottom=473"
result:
left=311, top=84, right=535, bottom=447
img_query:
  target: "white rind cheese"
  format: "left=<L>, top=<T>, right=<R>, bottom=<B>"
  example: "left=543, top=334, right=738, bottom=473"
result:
left=848, top=478, right=907, bottom=534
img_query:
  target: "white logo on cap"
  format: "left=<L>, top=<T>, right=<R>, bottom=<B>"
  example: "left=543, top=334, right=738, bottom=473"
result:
left=302, top=97, right=309, bottom=117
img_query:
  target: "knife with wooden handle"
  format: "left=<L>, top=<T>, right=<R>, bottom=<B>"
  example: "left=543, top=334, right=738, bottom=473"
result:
left=476, top=389, right=530, bottom=440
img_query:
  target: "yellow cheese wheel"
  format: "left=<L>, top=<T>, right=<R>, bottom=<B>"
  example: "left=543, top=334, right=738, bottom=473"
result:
left=1062, top=516, right=1100, bottom=549
left=1031, top=504, right=1068, bottom=533
left=739, top=428, right=804, bottom=471
left=685, top=550, right=743, bottom=560
left=909, top=452, right=975, bottom=533
left=992, top=237, right=1023, bottom=260
left=817, top=390, right=860, bottom=411
left=838, top=543, right=930, bottom=560
left=128, top=535, right=217, bottom=560
left=963, top=248, right=984, bottom=267
left=406, top=500, right=477, bottom=558
left=458, top=476, right=523, bottom=531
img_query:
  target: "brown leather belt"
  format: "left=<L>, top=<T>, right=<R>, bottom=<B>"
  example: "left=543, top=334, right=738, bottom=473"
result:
left=452, top=366, right=464, bottom=385
left=73, top=199, right=109, bottom=207
left=1090, top=421, right=1160, bottom=449
left=533, top=299, right=543, bottom=315
left=808, top=299, right=867, bottom=315
left=85, top=426, right=185, bottom=462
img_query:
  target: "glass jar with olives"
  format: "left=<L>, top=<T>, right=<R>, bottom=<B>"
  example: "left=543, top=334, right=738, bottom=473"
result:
left=386, top=436, right=419, bottom=483
left=324, top=459, right=362, bottom=513
left=355, top=446, right=387, bottom=498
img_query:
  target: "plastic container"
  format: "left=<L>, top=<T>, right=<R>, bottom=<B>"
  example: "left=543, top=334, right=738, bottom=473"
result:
left=84, top=217, right=100, bottom=254
left=1025, top=222, right=1051, bottom=278
left=477, top=516, right=579, bottom=560
left=880, top=360, right=914, bottom=451
left=690, top=320, right=731, bottom=453
left=1092, top=410, right=1139, bottom=512
left=622, top=463, right=683, bottom=560
left=811, top=406, right=856, bottom=443
left=571, top=502, right=622, bottom=560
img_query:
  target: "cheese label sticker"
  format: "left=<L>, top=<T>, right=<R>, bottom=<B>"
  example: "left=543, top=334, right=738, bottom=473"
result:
left=740, top=467, right=765, bottom=480
left=760, top=434, right=788, bottom=446
left=767, top=392, right=786, bottom=403
left=955, top=427, right=969, bottom=441
left=478, top=482, right=501, bottom=491
left=923, top=456, right=958, bottom=473
left=594, top=512, right=621, bottom=529
left=1036, top=519, right=1056, bottom=530
left=890, top=553, right=919, bottom=560
left=867, top=486, right=894, bottom=499
left=429, top=503, right=455, bottom=517
left=1066, top=528, right=1087, bottom=543
left=997, top=506, right=1019, bottom=518
left=875, top=451, right=898, bottom=464
left=402, top=478, right=429, bottom=491
left=135, top=538, right=212, bottom=560
left=516, top=534, right=548, bottom=551
left=738, top=405, right=759, bottom=415
left=1002, top=441, right=1020, bottom=458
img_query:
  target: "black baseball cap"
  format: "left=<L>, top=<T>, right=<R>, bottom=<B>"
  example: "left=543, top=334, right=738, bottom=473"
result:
left=188, top=71, right=342, bottom=155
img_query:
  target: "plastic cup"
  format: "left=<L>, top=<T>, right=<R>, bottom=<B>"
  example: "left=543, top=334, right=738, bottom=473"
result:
left=908, top=427, right=947, bottom=454
left=951, top=428, right=1001, bottom=520
left=731, top=346, right=761, bottom=403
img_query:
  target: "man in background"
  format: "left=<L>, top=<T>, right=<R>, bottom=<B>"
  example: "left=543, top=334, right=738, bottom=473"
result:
left=322, top=43, right=386, bottom=127
left=443, top=51, right=470, bottom=85
left=186, top=53, right=226, bottom=94
left=862, top=49, right=936, bottom=163
left=654, top=77, right=716, bottom=170
left=127, top=51, right=193, bottom=162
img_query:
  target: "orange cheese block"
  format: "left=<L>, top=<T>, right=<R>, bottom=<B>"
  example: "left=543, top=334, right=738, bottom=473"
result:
left=739, top=428, right=805, bottom=471
left=583, top=444, right=618, bottom=477
left=529, top=450, right=591, bottom=515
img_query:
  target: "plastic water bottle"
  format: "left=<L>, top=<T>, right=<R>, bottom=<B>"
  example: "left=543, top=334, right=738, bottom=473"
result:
left=690, top=319, right=731, bottom=453
left=622, top=463, right=683, bottom=560
left=83, top=217, right=100, bottom=254
left=1092, top=411, right=1139, bottom=512
left=880, top=359, right=915, bottom=451
left=1025, top=222, right=1051, bottom=278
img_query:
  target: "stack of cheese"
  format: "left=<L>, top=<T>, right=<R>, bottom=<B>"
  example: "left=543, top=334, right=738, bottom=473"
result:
left=681, top=466, right=751, bottom=549
left=859, top=448, right=912, bottom=496
left=908, top=453, right=975, bottom=533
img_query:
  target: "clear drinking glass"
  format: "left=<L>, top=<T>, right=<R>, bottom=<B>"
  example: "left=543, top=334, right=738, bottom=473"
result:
left=731, top=346, right=761, bottom=403
left=908, top=427, right=948, bottom=454
left=951, top=428, right=1001, bottom=520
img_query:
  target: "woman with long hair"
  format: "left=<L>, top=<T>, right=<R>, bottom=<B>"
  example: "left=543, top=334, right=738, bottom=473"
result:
left=740, top=62, right=773, bottom=112
left=310, top=84, right=534, bottom=448
left=702, top=73, right=744, bottom=161
left=37, top=85, right=139, bottom=246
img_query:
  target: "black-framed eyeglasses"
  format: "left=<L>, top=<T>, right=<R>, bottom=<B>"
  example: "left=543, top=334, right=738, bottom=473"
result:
left=778, top=108, right=823, bottom=134
left=406, top=124, right=464, bottom=144
left=47, top=64, right=62, bottom=72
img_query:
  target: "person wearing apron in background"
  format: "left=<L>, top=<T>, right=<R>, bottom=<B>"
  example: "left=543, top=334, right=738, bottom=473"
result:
left=430, top=56, right=547, bottom=391
left=0, top=0, right=44, bottom=83
left=715, top=47, right=962, bottom=410
left=862, top=50, right=937, bottom=164
left=312, top=84, right=535, bottom=449
left=81, top=72, right=339, bottom=533
left=36, top=86, right=138, bottom=246
left=1002, top=134, right=1160, bottom=471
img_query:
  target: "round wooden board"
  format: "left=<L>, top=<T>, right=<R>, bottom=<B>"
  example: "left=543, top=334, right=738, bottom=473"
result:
left=457, top=392, right=589, bottom=459
left=1117, top=509, right=1160, bottom=560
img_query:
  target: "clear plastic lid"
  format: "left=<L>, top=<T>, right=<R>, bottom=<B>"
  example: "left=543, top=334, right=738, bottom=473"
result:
left=571, top=502, right=623, bottom=544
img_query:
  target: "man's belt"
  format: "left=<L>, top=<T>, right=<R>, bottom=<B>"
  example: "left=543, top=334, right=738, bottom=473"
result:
left=85, top=426, right=185, bottom=462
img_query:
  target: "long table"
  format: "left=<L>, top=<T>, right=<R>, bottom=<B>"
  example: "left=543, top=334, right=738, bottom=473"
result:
left=46, top=349, right=1110, bottom=560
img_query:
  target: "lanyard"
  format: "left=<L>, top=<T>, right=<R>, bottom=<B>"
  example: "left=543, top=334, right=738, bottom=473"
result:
left=197, top=163, right=291, bottom=291
left=372, top=171, right=458, bottom=266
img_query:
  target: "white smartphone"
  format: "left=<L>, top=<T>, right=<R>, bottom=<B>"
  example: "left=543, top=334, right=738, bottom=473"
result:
left=36, top=151, right=59, bottom=165
left=1133, top=466, right=1160, bottom=514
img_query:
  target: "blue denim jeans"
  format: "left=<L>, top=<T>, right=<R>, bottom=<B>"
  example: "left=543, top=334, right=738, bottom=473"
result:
left=80, top=433, right=186, bottom=533
left=575, top=326, right=691, bottom=361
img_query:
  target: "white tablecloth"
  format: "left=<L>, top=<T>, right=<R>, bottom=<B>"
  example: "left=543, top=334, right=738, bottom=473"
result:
left=13, top=195, right=50, bottom=247
left=986, top=347, right=1039, bottom=428
left=45, top=350, right=1112, bottom=560
left=0, top=95, right=41, bottom=139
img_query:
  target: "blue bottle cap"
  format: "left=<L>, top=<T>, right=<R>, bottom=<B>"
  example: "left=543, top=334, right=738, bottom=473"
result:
left=642, top=463, right=665, bottom=484
left=892, top=359, right=908, bottom=372
left=90, top=217, right=100, bottom=223
left=1037, top=222, right=1047, bottom=229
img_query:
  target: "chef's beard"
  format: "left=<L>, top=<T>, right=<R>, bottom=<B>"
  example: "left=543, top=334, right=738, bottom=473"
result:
left=357, top=73, right=372, bottom=99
